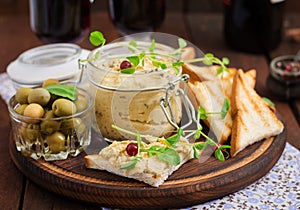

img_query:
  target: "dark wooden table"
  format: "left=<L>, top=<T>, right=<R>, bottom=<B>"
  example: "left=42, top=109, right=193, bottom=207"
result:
left=0, top=2, right=299, bottom=209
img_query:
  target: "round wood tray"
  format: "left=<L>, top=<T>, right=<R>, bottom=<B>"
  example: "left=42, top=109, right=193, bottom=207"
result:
left=9, top=128, right=286, bottom=209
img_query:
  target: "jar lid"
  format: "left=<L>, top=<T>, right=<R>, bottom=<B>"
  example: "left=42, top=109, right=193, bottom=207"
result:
left=7, top=43, right=90, bottom=86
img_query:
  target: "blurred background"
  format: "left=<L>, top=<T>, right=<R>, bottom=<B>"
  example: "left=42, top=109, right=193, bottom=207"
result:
left=1, top=0, right=299, bottom=15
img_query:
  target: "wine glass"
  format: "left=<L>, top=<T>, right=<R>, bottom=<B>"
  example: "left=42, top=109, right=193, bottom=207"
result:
left=108, top=0, right=166, bottom=37
left=29, top=0, right=92, bottom=43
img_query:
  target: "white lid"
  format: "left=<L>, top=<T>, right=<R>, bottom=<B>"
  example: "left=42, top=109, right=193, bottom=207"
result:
left=7, top=43, right=90, bottom=85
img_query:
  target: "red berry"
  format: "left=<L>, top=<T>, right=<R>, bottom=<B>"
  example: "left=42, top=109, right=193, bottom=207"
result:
left=120, top=60, right=132, bottom=69
left=126, top=143, right=138, bottom=156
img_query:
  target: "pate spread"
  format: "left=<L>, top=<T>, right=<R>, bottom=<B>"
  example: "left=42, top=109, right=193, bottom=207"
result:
left=90, top=56, right=182, bottom=141
left=84, top=137, right=194, bottom=187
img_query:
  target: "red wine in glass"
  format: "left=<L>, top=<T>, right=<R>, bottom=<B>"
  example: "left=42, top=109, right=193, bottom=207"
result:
left=108, top=0, right=166, bottom=36
left=29, top=0, right=91, bottom=43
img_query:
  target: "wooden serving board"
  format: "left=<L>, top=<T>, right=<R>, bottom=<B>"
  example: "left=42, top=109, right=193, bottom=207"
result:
left=9, top=128, right=286, bottom=209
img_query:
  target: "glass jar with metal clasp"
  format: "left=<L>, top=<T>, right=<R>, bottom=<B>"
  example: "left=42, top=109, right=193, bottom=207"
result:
left=80, top=33, right=197, bottom=142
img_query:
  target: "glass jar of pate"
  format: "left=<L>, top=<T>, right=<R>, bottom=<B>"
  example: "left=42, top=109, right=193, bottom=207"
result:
left=84, top=40, right=191, bottom=141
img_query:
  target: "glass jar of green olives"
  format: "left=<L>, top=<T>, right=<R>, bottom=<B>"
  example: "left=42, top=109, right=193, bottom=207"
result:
left=8, top=86, right=93, bottom=161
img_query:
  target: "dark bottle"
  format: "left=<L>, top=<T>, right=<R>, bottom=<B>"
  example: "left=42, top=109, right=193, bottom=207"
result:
left=29, top=0, right=91, bottom=43
left=108, top=0, right=166, bottom=36
left=223, top=0, right=285, bottom=54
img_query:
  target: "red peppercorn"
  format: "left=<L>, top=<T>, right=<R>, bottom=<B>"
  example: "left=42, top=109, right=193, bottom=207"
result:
left=120, top=60, right=132, bottom=69
left=285, top=65, right=292, bottom=72
left=126, top=143, right=138, bottom=156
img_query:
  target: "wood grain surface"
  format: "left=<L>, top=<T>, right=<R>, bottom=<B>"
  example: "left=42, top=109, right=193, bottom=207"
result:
left=9, top=127, right=286, bottom=209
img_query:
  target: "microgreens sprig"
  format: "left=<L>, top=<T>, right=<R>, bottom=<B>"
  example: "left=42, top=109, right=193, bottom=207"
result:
left=198, top=98, right=231, bottom=120
left=262, top=97, right=275, bottom=107
left=88, top=31, right=230, bottom=76
left=112, top=125, right=180, bottom=169
left=112, top=112, right=231, bottom=170
left=89, top=31, right=106, bottom=47
left=183, top=53, right=230, bottom=77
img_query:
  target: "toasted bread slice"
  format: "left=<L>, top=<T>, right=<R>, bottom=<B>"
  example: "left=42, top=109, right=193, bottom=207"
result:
left=187, top=69, right=257, bottom=144
left=222, top=69, right=256, bottom=98
left=85, top=137, right=194, bottom=187
left=188, top=80, right=232, bottom=144
left=182, top=63, right=237, bottom=83
left=230, top=70, right=284, bottom=157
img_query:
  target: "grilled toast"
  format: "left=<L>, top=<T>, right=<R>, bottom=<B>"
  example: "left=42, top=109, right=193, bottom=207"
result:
left=187, top=66, right=257, bottom=144
left=230, top=70, right=284, bottom=157
left=189, top=80, right=232, bottom=144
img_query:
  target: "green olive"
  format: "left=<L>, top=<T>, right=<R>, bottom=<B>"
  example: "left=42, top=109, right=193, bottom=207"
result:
left=23, top=103, right=45, bottom=123
left=15, top=104, right=28, bottom=115
left=42, top=78, right=59, bottom=88
left=20, top=124, right=40, bottom=142
left=52, top=98, right=77, bottom=116
left=61, top=118, right=85, bottom=135
left=40, top=110, right=60, bottom=135
left=43, top=110, right=56, bottom=118
left=40, top=120, right=61, bottom=135
left=28, top=88, right=51, bottom=106
left=74, top=99, right=88, bottom=113
left=45, top=132, right=66, bottom=154
left=15, top=88, right=32, bottom=104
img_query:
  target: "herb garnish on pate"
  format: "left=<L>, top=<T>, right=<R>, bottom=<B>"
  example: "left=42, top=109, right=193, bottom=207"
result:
left=89, top=31, right=230, bottom=76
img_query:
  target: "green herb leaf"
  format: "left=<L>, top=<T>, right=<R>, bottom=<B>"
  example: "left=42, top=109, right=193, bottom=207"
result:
left=216, top=66, right=225, bottom=75
left=222, top=57, right=230, bottom=65
left=194, top=130, right=201, bottom=139
left=221, top=98, right=230, bottom=119
left=194, top=142, right=206, bottom=151
left=157, top=148, right=181, bottom=166
left=160, top=63, right=167, bottom=69
left=165, top=128, right=183, bottom=146
left=89, top=31, right=106, bottom=47
left=149, top=39, right=155, bottom=53
left=127, top=40, right=138, bottom=53
left=262, top=97, right=275, bottom=107
left=193, top=142, right=207, bottom=158
left=214, top=149, right=225, bottom=162
left=172, top=61, right=184, bottom=67
left=198, top=107, right=208, bottom=120
left=120, top=156, right=141, bottom=169
left=178, top=38, right=187, bottom=49
left=141, top=146, right=167, bottom=157
left=45, top=84, right=77, bottom=100
left=126, top=56, right=140, bottom=66
left=193, top=147, right=200, bottom=158
left=152, top=60, right=161, bottom=68
left=218, top=145, right=231, bottom=149
left=121, top=67, right=136, bottom=74
left=129, top=40, right=137, bottom=48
